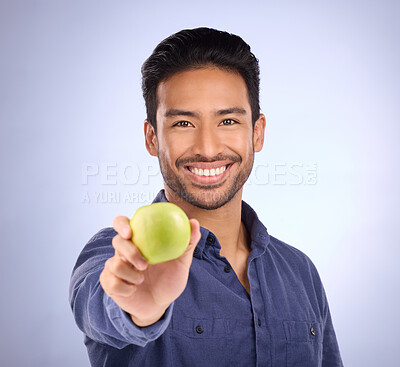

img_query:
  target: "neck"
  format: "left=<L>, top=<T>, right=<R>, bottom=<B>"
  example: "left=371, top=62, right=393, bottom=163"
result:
left=164, top=187, right=249, bottom=259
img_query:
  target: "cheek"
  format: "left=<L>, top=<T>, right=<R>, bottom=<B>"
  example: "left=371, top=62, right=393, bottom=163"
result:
left=226, top=134, right=253, bottom=155
left=159, top=136, right=189, bottom=164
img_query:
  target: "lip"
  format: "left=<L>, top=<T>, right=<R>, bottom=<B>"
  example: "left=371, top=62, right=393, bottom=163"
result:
left=184, top=161, right=233, bottom=184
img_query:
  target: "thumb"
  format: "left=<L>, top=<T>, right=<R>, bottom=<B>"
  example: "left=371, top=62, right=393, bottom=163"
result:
left=188, top=218, right=201, bottom=249
left=180, top=218, right=201, bottom=260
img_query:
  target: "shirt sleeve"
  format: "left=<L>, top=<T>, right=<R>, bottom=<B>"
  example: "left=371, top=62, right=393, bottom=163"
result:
left=321, top=296, right=344, bottom=367
left=69, top=228, right=174, bottom=348
left=310, top=262, right=343, bottom=367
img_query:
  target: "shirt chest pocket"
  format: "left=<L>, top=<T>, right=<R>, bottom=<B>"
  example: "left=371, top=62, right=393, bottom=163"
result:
left=283, top=320, right=323, bottom=367
left=169, top=315, right=233, bottom=367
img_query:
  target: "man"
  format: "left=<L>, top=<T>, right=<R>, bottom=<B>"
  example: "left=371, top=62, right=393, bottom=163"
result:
left=70, top=27, right=343, bottom=366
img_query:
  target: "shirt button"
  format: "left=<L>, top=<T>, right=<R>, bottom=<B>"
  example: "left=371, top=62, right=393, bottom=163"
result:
left=310, top=327, right=316, bottom=336
left=196, top=325, right=204, bottom=334
left=224, top=264, right=232, bottom=273
left=258, top=319, right=262, bottom=327
left=207, top=235, right=215, bottom=244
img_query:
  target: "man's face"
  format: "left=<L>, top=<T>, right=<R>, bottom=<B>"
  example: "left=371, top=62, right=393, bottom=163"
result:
left=145, top=67, right=265, bottom=210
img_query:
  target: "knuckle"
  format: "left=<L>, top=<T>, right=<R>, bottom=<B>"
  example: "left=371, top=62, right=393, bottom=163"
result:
left=99, top=270, right=106, bottom=286
left=99, top=270, right=113, bottom=294
left=111, top=235, right=120, bottom=249
left=113, top=259, right=124, bottom=274
left=109, top=275, right=120, bottom=291
left=104, top=257, right=114, bottom=271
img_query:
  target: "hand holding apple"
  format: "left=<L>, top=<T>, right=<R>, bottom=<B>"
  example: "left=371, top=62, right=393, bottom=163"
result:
left=99, top=205, right=201, bottom=327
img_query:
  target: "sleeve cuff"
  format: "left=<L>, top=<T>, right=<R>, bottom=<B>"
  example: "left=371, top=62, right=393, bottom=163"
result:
left=104, top=294, right=174, bottom=347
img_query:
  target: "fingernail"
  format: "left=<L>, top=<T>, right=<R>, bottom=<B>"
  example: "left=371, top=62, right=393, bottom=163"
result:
left=137, top=258, right=147, bottom=270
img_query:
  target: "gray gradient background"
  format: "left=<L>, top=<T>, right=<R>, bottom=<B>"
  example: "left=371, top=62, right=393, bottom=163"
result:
left=1, top=0, right=399, bottom=366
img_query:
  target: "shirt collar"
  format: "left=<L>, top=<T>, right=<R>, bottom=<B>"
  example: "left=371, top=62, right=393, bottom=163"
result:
left=152, top=189, right=270, bottom=259
left=241, top=200, right=270, bottom=259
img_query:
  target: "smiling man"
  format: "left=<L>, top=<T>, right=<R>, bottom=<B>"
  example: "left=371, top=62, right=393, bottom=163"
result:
left=70, top=28, right=343, bottom=366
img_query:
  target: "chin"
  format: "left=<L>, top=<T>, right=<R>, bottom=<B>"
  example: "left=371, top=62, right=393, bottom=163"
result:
left=175, top=186, right=239, bottom=210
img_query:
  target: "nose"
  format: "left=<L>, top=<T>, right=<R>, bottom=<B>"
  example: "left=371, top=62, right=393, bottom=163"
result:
left=192, top=124, right=224, bottom=159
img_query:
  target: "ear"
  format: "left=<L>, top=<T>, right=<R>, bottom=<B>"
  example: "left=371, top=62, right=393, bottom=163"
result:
left=144, top=120, right=158, bottom=156
left=253, top=114, right=266, bottom=152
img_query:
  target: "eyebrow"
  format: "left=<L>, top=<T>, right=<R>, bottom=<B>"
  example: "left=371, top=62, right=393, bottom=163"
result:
left=164, top=107, right=247, bottom=118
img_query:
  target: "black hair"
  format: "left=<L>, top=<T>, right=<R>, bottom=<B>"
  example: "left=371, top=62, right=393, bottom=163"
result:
left=141, top=27, right=260, bottom=132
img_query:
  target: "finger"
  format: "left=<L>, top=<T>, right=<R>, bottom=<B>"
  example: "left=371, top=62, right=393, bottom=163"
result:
left=112, top=234, right=148, bottom=271
left=100, top=266, right=136, bottom=297
left=177, top=219, right=201, bottom=263
left=183, top=218, right=201, bottom=255
left=188, top=218, right=201, bottom=249
left=107, top=256, right=145, bottom=285
left=113, top=216, right=132, bottom=239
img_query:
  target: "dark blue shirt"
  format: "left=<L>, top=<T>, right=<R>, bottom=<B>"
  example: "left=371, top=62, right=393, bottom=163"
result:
left=70, top=190, right=343, bottom=366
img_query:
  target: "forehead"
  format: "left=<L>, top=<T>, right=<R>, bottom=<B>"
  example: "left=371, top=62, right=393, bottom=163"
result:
left=156, top=68, right=250, bottom=115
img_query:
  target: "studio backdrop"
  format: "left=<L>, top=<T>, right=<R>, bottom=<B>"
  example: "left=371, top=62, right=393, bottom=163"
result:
left=0, top=0, right=399, bottom=366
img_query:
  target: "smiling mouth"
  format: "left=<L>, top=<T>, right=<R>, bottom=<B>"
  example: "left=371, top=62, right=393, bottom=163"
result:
left=187, top=165, right=228, bottom=177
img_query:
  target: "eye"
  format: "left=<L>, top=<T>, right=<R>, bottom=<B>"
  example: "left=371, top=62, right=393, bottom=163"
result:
left=173, top=120, right=193, bottom=127
left=219, top=119, right=238, bottom=126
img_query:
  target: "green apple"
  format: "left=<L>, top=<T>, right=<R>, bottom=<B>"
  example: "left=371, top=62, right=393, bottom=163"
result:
left=129, top=202, right=191, bottom=264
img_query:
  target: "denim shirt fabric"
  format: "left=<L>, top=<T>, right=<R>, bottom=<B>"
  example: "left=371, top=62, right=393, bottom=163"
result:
left=69, top=190, right=343, bottom=366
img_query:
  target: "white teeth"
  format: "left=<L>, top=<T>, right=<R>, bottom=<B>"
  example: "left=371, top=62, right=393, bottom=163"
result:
left=190, top=165, right=227, bottom=177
